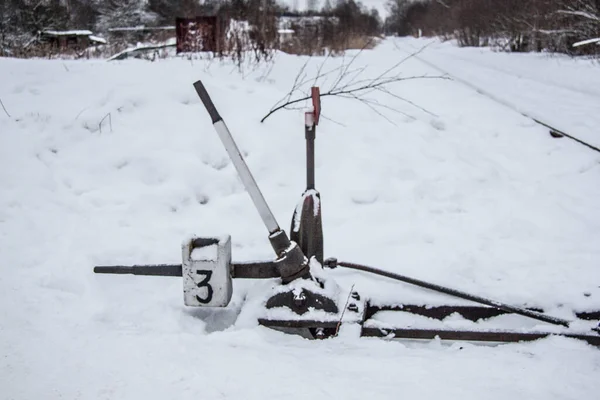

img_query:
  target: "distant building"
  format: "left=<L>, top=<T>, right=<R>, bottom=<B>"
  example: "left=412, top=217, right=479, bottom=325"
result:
left=176, top=16, right=223, bottom=53
left=277, top=14, right=340, bottom=54
left=39, top=30, right=106, bottom=49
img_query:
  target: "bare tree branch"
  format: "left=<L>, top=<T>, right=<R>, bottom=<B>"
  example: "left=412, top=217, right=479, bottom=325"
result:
left=349, top=95, right=399, bottom=126
left=557, top=10, right=600, bottom=22
left=319, top=113, right=347, bottom=127
left=375, top=87, right=439, bottom=117
left=260, top=45, right=443, bottom=124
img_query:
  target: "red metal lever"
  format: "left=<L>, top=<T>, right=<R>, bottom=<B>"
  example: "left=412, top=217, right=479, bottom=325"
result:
left=311, top=87, right=320, bottom=126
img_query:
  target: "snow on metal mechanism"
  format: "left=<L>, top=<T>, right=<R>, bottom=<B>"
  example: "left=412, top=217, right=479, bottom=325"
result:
left=92, top=80, right=600, bottom=347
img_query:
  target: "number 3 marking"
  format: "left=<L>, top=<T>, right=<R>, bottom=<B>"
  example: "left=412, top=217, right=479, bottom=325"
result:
left=195, top=270, right=213, bottom=304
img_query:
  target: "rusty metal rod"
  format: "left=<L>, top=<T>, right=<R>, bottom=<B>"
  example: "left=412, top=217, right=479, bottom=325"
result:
left=94, top=262, right=279, bottom=279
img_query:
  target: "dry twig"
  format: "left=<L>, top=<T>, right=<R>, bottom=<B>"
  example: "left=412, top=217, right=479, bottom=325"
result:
left=99, top=112, right=112, bottom=133
left=0, top=98, right=11, bottom=118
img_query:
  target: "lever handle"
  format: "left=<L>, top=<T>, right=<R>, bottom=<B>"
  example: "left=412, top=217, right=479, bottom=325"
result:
left=193, top=80, right=222, bottom=124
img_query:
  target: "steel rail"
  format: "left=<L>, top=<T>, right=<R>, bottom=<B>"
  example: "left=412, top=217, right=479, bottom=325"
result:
left=412, top=50, right=600, bottom=153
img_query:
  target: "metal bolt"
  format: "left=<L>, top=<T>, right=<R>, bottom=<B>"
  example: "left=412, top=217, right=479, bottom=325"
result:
left=314, top=328, right=326, bottom=339
left=293, top=290, right=307, bottom=310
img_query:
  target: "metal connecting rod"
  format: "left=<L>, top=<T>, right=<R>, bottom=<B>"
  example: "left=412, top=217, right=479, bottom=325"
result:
left=335, top=261, right=572, bottom=328
left=193, top=80, right=280, bottom=235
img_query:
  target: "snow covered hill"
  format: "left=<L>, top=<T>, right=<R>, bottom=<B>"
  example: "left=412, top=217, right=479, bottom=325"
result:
left=1, top=38, right=599, bottom=399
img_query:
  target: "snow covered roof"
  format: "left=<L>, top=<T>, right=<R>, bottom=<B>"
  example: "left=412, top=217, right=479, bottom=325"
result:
left=41, top=30, right=93, bottom=37
left=573, top=38, right=600, bottom=47
left=89, top=35, right=107, bottom=44
left=108, top=26, right=175, bottom=32
left=39, top=30, right=107, bottom=45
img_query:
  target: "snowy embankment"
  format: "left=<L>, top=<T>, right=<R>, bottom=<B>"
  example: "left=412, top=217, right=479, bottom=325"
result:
left=1, top=38, right=600, bottom=399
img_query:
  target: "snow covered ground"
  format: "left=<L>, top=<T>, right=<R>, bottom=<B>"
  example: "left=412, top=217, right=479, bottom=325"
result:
left=1, top=38, right=600, bottom=399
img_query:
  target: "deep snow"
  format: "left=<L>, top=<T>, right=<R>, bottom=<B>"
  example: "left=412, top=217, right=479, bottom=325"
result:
left=1, top=38, right=600, bottom=399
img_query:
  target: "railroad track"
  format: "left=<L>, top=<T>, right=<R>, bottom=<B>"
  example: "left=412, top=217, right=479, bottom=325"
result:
left=410, top=49, right=600, bottom=154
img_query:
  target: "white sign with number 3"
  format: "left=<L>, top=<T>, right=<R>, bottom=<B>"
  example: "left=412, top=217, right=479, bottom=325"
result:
left=182, top=236, right=233, bottom=307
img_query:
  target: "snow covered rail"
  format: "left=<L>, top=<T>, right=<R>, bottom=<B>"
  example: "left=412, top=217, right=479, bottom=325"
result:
left=360, top=327, right=600, bottom=346
left=413, top=51, right=600, bottom=154
left=530, top=118, right=600, bottom=153
left=332, top=260, right=573, bottom=328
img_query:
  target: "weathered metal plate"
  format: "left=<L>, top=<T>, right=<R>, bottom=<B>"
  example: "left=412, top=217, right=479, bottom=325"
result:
left=182, top=236, right=232, bottom=307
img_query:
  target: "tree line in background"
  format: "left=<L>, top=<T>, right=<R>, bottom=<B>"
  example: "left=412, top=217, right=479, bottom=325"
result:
left=385, top=0, right=600, bottom=55
left=0, top=0, right=382, bottom=57
left=4, top=0, right=598, bottom=58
